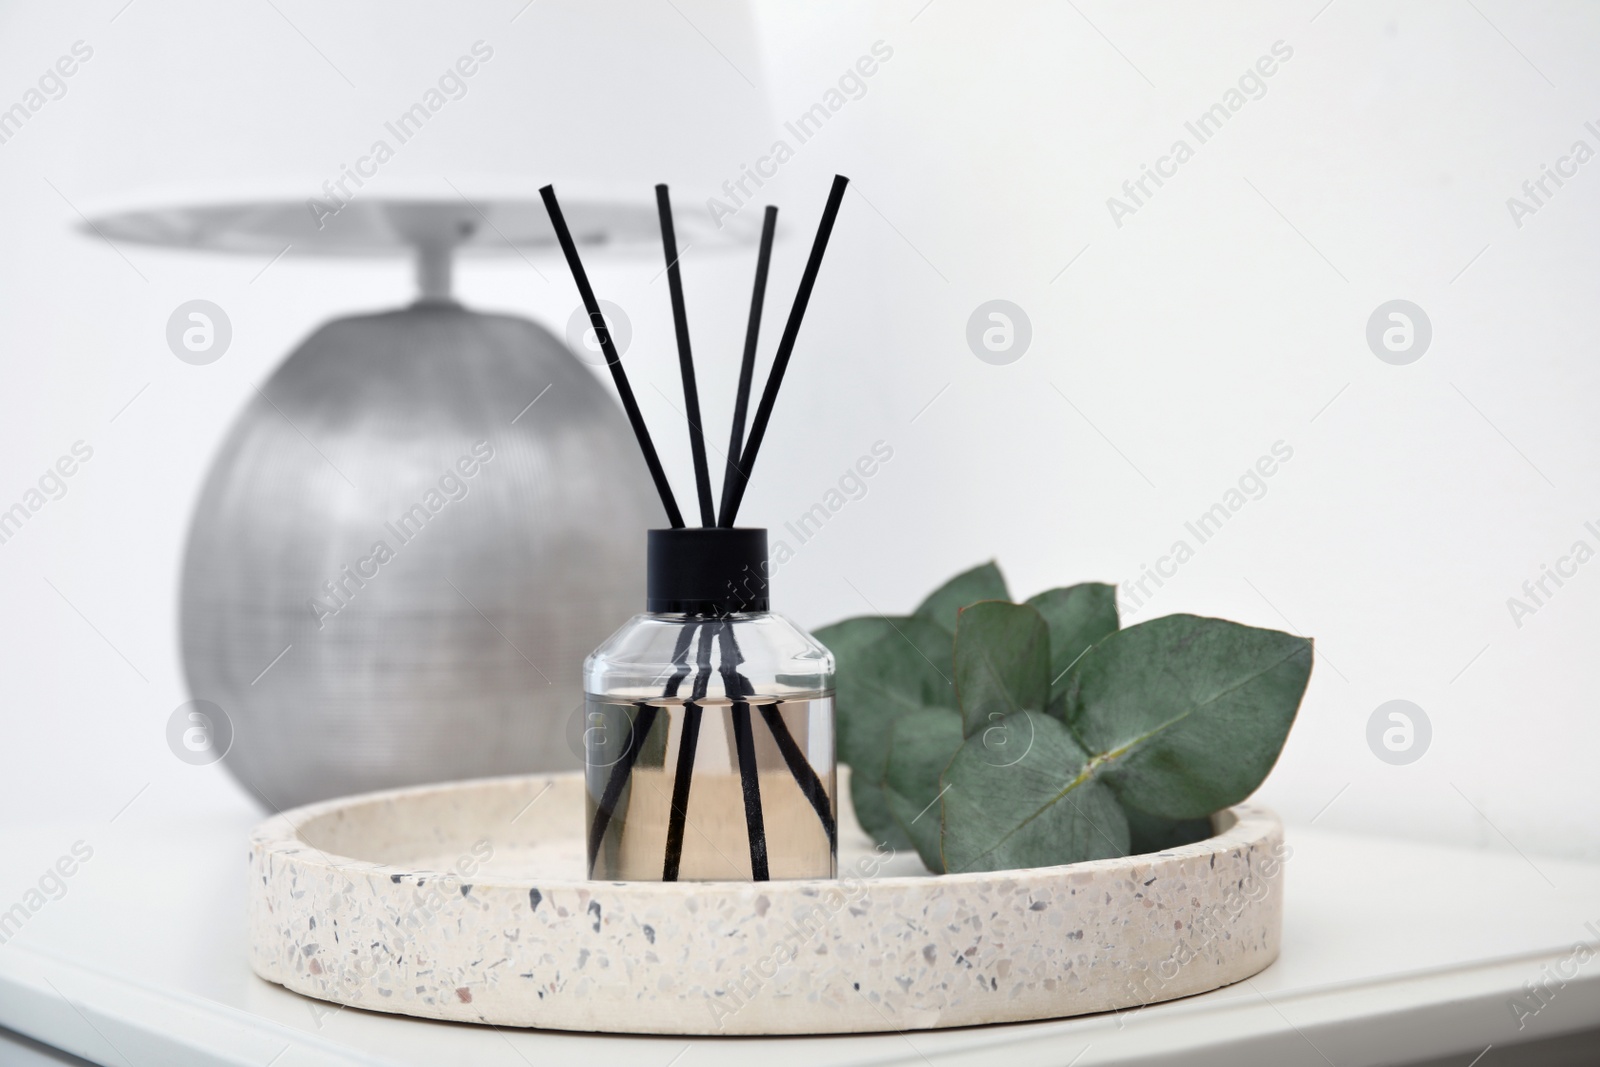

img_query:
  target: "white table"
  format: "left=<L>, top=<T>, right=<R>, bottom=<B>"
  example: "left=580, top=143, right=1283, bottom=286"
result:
left=1, top=812, right=1597, bottom=1066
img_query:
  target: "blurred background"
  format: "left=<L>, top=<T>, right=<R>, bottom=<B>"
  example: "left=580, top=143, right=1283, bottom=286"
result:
left=0, top=0, right=1596, bottom=873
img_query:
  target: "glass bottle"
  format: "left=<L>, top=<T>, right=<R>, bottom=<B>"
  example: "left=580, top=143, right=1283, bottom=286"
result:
left=583, top=528, right=836, bottom=881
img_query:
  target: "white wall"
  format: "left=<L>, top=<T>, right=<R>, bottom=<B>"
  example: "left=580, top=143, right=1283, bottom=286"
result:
left=1, top=1, right=1596, bottom=866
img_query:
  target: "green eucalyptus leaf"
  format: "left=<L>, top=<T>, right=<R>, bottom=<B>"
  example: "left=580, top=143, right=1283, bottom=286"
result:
left=913, top=561, right=1009, bottom=635
left=1025, top=583, right=1119, bottom=712
left=953, top=600, right=1051, bottom=737
left=882, top=706, right=965, bottom=872
left=940, top=710, right=1130, bottom=873
left=814, top=615, right=905, bottom=667
left=1066, top=614, right=1312, bottom=819
left=849, top=767, right=914, bottom=852
left=824, top=612, right=954, bottom=854
left=1123, top=805, right=1214, bottom=855
left=829, top=617, right=954, bottom=772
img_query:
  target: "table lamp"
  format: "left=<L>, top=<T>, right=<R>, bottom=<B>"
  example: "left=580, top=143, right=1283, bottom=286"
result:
left=86, top=194, right=753, bottom=808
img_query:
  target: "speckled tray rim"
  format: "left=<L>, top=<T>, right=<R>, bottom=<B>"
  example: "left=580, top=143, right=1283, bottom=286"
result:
left=248, top=772, right=1284, bottom=1035
left=249, top=773, right=1270, bottom=891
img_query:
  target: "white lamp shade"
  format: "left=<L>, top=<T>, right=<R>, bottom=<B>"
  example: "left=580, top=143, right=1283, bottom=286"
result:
left=59, top=0, right=774, bottom=239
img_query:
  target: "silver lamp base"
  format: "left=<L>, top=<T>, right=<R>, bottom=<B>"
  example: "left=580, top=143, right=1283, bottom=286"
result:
left=179, top=302, right=659, bottom=809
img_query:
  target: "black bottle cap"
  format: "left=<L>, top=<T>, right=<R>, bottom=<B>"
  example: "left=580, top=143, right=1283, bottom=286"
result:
left=647, top=528, right=769, bottom=615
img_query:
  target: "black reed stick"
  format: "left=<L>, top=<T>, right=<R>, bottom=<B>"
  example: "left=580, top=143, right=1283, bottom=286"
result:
left=662, top=623, right=715, bottom=880
left=721, top=175, right=849, bottom=527
left=728, top=702, right=769, bottom=880
left=716, top=622, right=769, bottom=879
left=757, top=703, right=837, bottom=849
left=717, top=205, right=779, bottom=527
left=585, top=621, right=698, bottom=876
left=541, top=184, right=685, bottom=529
left=584, top=702, right=657, bottom=876
left=656, top=185, right=716, bottom=527
left=720, top=624, right=837, bottom=848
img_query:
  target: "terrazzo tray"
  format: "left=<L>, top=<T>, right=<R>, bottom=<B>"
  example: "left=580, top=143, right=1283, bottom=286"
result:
left=248, top=772, right=1285, bottom=1035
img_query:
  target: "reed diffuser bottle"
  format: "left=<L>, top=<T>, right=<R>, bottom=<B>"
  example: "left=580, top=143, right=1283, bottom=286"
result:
left=584, top=529, right=836, bottom=880
left=541, top=175, right=850, bottom=881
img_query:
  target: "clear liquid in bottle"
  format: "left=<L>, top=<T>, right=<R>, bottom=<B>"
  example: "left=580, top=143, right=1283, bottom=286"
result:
left=584, top=689, right=836, bottom=881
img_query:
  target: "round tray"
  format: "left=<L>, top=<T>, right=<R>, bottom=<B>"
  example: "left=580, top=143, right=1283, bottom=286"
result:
left=248, top=772, right=1283, bottom=1035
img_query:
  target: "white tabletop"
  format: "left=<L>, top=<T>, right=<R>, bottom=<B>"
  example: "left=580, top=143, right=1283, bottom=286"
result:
left=1, top=811, right=1597, bottom=1067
